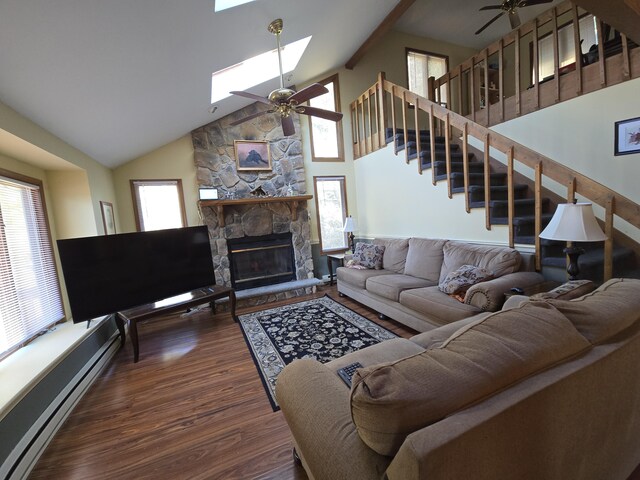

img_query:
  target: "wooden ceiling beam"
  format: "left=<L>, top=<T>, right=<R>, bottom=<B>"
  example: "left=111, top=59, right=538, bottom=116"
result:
left=345, top=0, right=416, bottom=70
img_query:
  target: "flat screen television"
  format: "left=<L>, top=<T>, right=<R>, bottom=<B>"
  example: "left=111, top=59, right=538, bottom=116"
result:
left=57, top=225, right=215, bottom=323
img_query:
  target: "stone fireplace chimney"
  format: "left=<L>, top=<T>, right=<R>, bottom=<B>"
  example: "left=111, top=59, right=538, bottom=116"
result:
left=191, top=103, right=315, bottom=299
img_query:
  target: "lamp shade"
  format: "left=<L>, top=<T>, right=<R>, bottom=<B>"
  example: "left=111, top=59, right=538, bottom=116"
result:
left=343, top=215, right=357, bottom=233
left=539, top=203, right=606, bottom=242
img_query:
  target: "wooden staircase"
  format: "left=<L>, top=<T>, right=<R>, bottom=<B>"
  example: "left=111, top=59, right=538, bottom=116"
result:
left=384, top=125, right=640, bottom=282
left=349, top=0, right=640, bottom=284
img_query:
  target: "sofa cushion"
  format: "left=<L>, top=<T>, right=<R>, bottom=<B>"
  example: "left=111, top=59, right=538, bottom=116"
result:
left=544, top=278, right=640, bottom=344
left=438, top=241, right=521, bottom=284
left=403, top=238, right=447, bottom=282
left=352, top=242, right=385, bottom=269
left=365, top=274, right=434, bottom=302
left=399, top=286, right=480, bottom=326
left=350, top=302, right=591, bottom=456
left=374, top=238, right=409, bottom=273
left=336, top=267, right=394, bottom=290
left=438, top=264, right=493, bottom=294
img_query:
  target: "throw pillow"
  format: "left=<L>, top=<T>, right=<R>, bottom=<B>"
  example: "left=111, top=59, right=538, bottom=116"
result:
left=345, top=259, right=367, bottom=270
left=351, top=243, right=385, bottom=270
left=438, top=264, right=493, bottom=295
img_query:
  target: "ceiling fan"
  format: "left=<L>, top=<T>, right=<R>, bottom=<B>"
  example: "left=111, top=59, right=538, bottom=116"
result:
left=475, top=0, right=554, bottom=35
left=229, top=19, right=343, bottom=136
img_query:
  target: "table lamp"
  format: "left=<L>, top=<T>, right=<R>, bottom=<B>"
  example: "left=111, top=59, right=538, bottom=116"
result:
left=343, top=215, right=357, bottom=253
left=539, top=201, right=606, bottom=280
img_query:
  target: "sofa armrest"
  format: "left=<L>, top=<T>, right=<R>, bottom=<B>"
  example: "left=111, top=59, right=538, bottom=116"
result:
left=275, top=359, right=390, bottom=479
left=464, top=271, right=545, bottom=311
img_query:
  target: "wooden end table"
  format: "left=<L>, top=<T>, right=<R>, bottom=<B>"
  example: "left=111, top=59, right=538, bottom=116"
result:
left=327, top=253, right=346, bottom=286
left=115, top=285, right=236, bottom=363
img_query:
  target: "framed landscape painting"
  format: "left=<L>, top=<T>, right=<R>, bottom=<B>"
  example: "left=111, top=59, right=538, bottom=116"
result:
left=100, top=201, right=116, bottom=235
left=614, top=117, right=640, bottom=156
left=234, top=140, right=271, bottom=171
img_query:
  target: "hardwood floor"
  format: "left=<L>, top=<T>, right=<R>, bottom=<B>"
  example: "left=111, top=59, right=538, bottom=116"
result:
left=28, top=285, right=416, bottom=480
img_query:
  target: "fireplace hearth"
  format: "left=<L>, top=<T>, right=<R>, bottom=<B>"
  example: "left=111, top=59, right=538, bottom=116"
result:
left=227, top=233, right=296, bottom=290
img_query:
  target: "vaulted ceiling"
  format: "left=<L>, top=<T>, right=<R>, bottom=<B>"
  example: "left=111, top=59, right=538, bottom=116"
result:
left=0, top=0, right=597, bottom=168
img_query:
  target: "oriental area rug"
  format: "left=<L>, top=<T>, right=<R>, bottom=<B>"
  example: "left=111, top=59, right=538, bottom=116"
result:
left=237, top=295, right=397, bottom=410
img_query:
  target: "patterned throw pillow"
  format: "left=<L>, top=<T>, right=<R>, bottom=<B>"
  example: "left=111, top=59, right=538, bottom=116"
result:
left=438, top=264, right=493, bottom=295
left=352, top=243, right=386, bottom=270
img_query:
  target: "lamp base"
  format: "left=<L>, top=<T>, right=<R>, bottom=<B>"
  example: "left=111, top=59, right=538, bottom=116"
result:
left=348, top=233, right=355, bottom=254
left=563, top=245, right=585, bottom=281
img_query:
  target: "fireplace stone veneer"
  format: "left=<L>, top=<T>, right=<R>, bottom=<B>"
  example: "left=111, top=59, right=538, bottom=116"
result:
left=191, top=102, right=315, bottom=306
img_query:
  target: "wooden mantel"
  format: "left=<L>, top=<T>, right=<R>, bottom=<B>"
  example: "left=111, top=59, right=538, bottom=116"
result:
left=199, top=195, right=313, bottom=227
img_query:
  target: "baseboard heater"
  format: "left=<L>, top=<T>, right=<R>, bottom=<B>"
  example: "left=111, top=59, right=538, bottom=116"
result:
left=1, top=329, right=121, bottom=480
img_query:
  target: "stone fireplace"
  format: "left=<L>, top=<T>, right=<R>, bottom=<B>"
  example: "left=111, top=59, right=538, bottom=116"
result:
left=191, top=103, right=316, bottom=305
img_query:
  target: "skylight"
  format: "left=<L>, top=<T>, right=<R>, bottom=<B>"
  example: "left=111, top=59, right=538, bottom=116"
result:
left=214, top=0, right=257, bottom=12
left=211, top=36, right=312, bottom=104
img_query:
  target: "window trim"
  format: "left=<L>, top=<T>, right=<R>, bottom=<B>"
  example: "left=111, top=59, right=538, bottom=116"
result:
left=130, top=179, right=187, bottom=232
left=308, top=74, right=345, bottom=162
left=405, top=48, right=449, bottom=106
left=0, top=167, right=65, bottom=360
left=313, top=175, right=349, bottom=255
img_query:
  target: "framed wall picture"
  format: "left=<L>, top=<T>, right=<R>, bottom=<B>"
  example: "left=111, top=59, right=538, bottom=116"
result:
left=614, top=117, right=640, bottom=156
left=234, top=140, right=271, bottom=171
left=100, top=201, right=116, bottom=235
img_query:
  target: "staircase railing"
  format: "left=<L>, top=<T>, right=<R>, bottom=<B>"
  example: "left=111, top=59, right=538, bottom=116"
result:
left=349, top=72, right=640, bottom=281
left=431, top=0, right=639, bottom=128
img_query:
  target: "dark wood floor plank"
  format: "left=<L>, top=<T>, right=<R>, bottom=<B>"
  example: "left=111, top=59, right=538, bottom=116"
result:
left=28, top=285, right=416, bottom=479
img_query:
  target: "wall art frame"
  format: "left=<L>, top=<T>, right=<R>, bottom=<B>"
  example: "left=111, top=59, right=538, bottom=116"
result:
left=234, top=140, right=272, bottom=171
left=614, top=116, right=640, bottom=156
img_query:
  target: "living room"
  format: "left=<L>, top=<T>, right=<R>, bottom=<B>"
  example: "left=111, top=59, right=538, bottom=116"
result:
left=2, top=0, right=640, bottom=478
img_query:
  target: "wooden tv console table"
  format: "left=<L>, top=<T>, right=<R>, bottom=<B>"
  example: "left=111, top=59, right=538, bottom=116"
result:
left=115, top=285, right=236, bottom=363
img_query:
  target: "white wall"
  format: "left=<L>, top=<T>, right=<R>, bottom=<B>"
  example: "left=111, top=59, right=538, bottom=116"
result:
left=353, top=143, right=510, bottom=243
left=491, top=77, right=640, bottom=239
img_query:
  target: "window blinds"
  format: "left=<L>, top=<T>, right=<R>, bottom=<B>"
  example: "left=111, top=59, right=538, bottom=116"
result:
left=0, top=175, right=64, bottom=358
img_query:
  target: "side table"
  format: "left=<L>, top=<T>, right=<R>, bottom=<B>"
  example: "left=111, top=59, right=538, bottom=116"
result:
left=327, top=253, right=346, bottom=286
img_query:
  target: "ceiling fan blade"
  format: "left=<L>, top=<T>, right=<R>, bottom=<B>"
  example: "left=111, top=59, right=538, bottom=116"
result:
left=509, top=9, right=521, bottom=29
left=288, top=83, right=329, bottom=104
left=519, top=0, right=553, bottom=6
left=229, top=109, right=271, bottom=126
left=229, top=90, right=272, bottom=105
left=296, top=106, right=343, bottom=122
left=479, top=5, right=505, bottom=10
left=281, top=115, right=295, bottom=136
left=475, top=12, right=505, bottom=35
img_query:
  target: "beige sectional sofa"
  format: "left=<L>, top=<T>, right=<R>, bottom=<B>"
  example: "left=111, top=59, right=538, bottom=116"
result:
left=277, top=278, right=640, bottom=480
left=337, top=237, right=545, bottom=331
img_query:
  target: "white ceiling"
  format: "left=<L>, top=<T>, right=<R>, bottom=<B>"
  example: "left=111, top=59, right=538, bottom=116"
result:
left=0, top=0, right=561, bottom=168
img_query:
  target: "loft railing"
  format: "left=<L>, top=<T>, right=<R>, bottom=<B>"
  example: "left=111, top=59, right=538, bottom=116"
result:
left=432, top=0, right=639, bottom=128
left=349, top=72, right=640, bottom=282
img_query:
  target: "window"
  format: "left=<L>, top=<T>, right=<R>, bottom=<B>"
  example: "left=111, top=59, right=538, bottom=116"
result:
left=313, top=176, right=348, bottom=254
left=536, top=14, right=597, bottom=83
left=308, top=74, right=344, bottom=161
left=131, top=179, right=187, bottom=232
left=211, top=36, right=312, bottom=103
left=0, top=170, right=64, bottom=359
left=406, top=48, right=448, bottom=103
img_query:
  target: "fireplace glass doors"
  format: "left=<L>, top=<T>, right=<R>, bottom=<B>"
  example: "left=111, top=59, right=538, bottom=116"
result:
left=227, top=233, right=296, bottom=290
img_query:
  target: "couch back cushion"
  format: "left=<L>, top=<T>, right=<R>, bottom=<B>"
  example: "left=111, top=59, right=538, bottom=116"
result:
left=403, top=238, right=448, bottom=282
left=350, top=302, right=591, bottom=456
left=438, top=241, right=521, bottom=284
left=374, top=238, right=410, bottom=273
left=544, top=278, right=640, bottom=344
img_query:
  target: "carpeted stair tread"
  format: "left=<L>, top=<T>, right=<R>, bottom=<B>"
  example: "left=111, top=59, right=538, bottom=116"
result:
left=426, top=161, right=486, bottom=177
left=467, top=184, right=529, bottom=202
left=410, top=150, right=473, bottom=162
left=488, top=211, right=554, bottom=225
left=449, top=172, right=507, bottom=188
left=541, top=244, right=634, bottom=268
left=399, top=140, right=460, bottom=153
